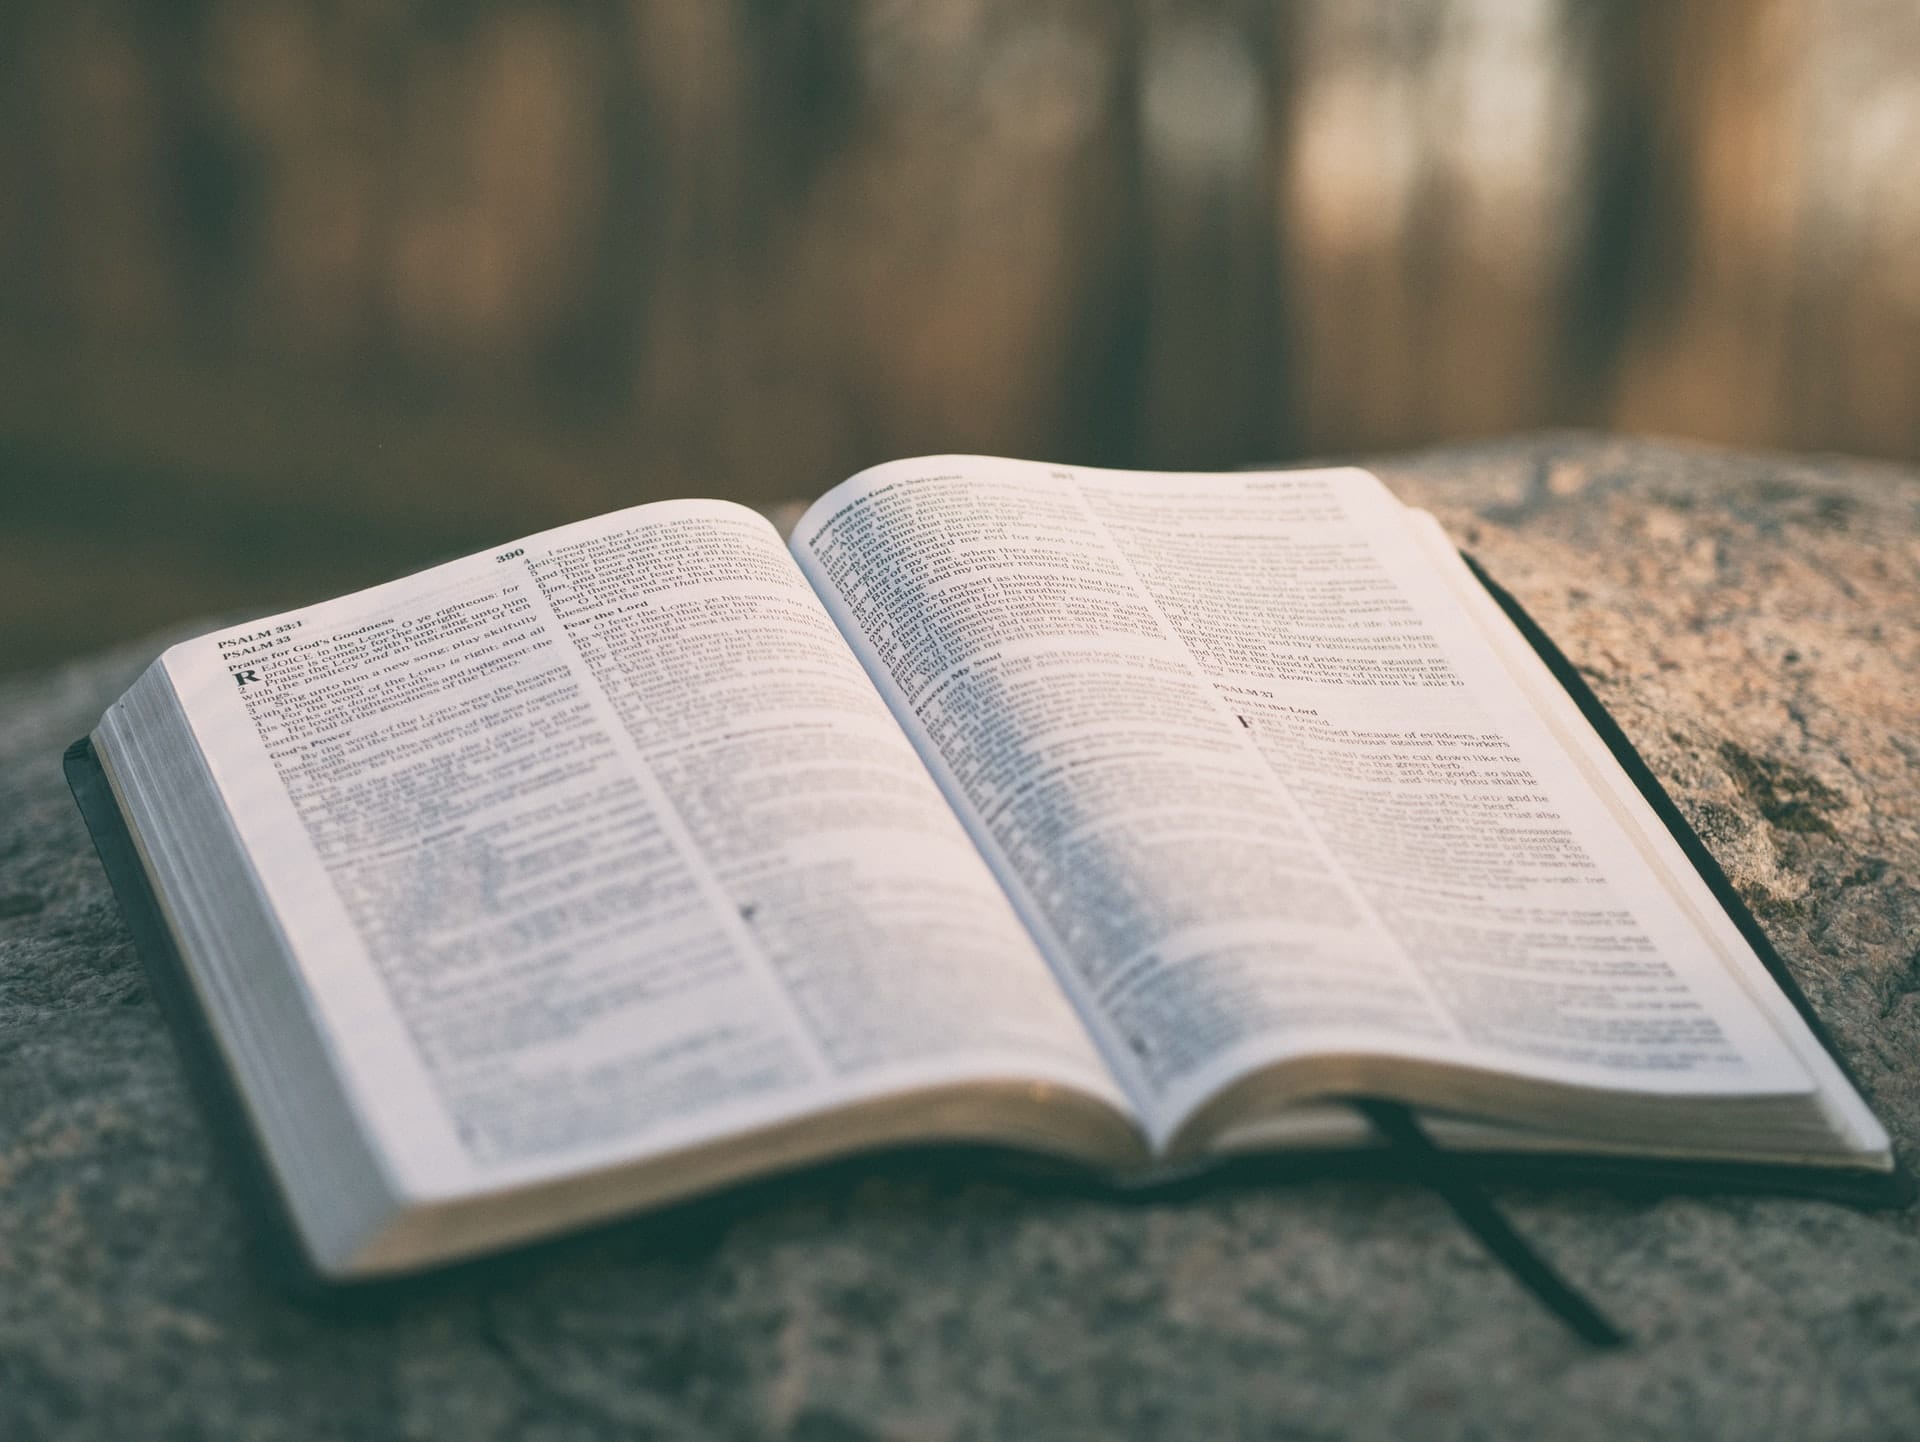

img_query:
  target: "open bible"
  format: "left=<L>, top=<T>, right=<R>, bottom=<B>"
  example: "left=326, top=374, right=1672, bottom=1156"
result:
left=69, top=457, right=1899, bottom=1282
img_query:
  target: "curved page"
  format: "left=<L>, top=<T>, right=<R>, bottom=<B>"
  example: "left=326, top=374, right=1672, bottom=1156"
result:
left=792, top=459, right=1815, bottom=1148
left=157, top=499, right=1131, bottom=1201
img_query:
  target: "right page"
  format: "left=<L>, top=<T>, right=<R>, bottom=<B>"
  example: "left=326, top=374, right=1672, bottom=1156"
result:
left=793, top=458, right=1823, bottom=1153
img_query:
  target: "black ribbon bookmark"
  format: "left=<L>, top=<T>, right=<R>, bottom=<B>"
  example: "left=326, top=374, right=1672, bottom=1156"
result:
left=1356, top=1100, right=1631, bottom=1348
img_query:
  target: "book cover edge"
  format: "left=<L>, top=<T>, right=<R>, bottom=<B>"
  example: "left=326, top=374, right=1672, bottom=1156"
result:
left=63, top=736, right=339, bottom=1296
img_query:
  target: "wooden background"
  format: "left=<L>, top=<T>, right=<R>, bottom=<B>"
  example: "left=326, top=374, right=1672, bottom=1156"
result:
left=3, top=0, right=1918, bottom=672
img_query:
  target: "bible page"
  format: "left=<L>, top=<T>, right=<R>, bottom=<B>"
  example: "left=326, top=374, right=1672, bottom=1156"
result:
left=157, top=499, right=1132, bottom=1202
left=792, top=459, right=1815, bottom=1148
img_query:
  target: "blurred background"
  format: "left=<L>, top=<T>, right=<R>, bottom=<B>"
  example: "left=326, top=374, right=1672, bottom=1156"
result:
left=3, top=0, right=1918, bottom=674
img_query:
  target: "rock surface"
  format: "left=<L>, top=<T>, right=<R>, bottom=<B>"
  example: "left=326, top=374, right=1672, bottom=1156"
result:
left=3, top=434, right=1919, bottom=1441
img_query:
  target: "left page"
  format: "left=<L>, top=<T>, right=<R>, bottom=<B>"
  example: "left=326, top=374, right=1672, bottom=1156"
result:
left=148, top=499, right=1135, bottom=1204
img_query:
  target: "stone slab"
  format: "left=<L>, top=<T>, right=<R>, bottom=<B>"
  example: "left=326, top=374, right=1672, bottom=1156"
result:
left=4, top=434, right=1919, bottom=1440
